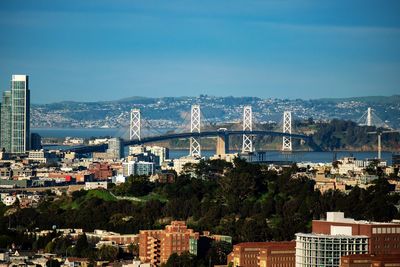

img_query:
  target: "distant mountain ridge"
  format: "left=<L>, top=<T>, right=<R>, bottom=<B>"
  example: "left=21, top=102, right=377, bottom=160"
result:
left=34, top=95, right=399, bottom=105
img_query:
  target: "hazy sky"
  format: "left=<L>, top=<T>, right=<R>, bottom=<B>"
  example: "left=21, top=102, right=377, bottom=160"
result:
left=0, top=0, right=399, bottom=103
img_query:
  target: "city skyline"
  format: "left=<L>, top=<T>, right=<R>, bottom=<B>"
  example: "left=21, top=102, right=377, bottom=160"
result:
left=1, top=0, right=400, bottom=103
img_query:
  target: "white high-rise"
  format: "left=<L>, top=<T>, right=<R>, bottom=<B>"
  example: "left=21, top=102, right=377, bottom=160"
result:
left=11, top=75, right=30, bottom=153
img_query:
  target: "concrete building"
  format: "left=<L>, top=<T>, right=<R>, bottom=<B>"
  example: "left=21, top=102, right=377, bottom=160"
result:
left=295, top=212, right=400, bottom=267
left=295, top=233, right=369, bottom=267
left=227, top=242, right=296, bottom=267
left=88, top=138, right=109, bottom=145
left=123, top=161, right=154, bottom=177
left=210, top=153, right=238, bottom=163
left=129, top=145, right=145, bottom=155
left=340, top=254, right=400, bottom=267
left=30, top=133, right=42, bottom=150
left=28, top=150, right=57, bottom=164
left=146, top=146, right=169, bottom=166
left=107, top=137, right=124, bottom=159
left=139, top=221, right=199, bottom=266
left=84, top=181, right=108, bottom=190
left=135, top=161, right=154, bottom=176
left=74, top=230, right=139, bottom=246
left=312, top=212, right=400, bottom=255
left=123, top=161, right=135, bottom=177
left=11, top=75, right=30, bottom=153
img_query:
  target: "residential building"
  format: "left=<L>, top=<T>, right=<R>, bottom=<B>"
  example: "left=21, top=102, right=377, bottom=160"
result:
left=135, top=161, right=154, bottom=176
left=129, top=145, right=145, bottom=155
left=64, top=257, right=89, bottom=267
left=28, top=150, right=57, bottom=164
left=123, top=161, right=154, bottom=177
left=11, top=75, right=30, bottom=153
left=88, top=162, right=113, bottom=180
left=123, top=161, right=135, bottom=177
left=139, top=221, right=199, bottom=266
left=227, top=241, right=296, bottom=267
left=107, top=137, right=124, bottom=159
left=146, top=146, right=169, bottom=166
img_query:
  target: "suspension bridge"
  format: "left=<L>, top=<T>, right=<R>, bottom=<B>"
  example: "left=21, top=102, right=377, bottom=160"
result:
left=69, top=105, right=312, bottom=155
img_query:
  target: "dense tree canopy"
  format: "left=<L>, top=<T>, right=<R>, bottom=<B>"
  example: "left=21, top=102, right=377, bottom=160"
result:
left=1, top=158, right=399, bottom=253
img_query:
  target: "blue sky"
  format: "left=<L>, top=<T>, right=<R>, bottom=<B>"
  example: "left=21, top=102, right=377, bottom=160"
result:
left=0, top=0, right=399, bottom=103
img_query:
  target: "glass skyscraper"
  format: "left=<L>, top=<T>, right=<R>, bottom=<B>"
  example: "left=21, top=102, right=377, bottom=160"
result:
left=11, top=75, right=30, bottom=153
left=0, top=75, right=30, bottom=153
left=0, top=91, right=12, bottom=152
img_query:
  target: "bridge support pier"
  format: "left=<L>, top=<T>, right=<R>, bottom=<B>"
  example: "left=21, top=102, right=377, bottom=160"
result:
left=216, top=132, right=229, bottom=156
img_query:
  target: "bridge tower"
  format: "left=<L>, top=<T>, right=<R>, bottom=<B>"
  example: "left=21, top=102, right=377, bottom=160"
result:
left=190, top=105, right=201, bottom=157
left=367, top=107, right=372, bottom=127
left=282, top=111, right=292, bottom=151
left=130, top=109, right=141, bottom=140
left=242, top=106, right=253, bottom=153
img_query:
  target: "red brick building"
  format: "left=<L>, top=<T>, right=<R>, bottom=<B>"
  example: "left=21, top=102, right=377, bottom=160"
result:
left=340, top=254, right=400, bottom=267
left=312, top=212, right=400, bottom=255
left=88, top=162, right=113, bottom=180
left=139, top=221, right=199, bottom=266
left=227, top=241, right=295, bottom=267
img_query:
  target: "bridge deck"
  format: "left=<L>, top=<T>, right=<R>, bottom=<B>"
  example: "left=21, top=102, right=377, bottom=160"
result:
left=68, top=130, right=311, bottom=153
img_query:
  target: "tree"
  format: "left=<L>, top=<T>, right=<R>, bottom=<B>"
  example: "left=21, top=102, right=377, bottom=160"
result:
left=97, top=245, right=119, bottom=261
left=162, top=252, right=197, bottom=267
left=46, top=259, right=61, bottom=267
left=128, top=243, right=139, bottom=256
left=75, top=234, right=90, bottom=257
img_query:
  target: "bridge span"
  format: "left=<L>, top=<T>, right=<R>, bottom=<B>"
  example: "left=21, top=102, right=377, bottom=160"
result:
left=66, top=106, right=319, bottom=155
left=68, top=130, right=311, bottom=154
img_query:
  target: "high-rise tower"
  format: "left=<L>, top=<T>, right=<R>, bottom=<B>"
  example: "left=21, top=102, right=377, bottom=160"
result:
left=10, top=75, right=30, bottom=153
left=0, top=91, right=12, bottom=152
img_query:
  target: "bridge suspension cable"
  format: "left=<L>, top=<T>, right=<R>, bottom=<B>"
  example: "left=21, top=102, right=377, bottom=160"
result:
left=358, top=107, right=389, bottom=129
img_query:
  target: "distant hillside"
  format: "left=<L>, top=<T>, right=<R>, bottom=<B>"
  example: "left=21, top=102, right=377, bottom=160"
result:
left=31, top=95, right=400, bottom=129
left=317, top=95, right=400, bottom=104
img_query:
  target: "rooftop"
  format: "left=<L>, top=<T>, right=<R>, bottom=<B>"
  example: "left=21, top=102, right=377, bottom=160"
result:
left=315, top=212, right=400, bottom=225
